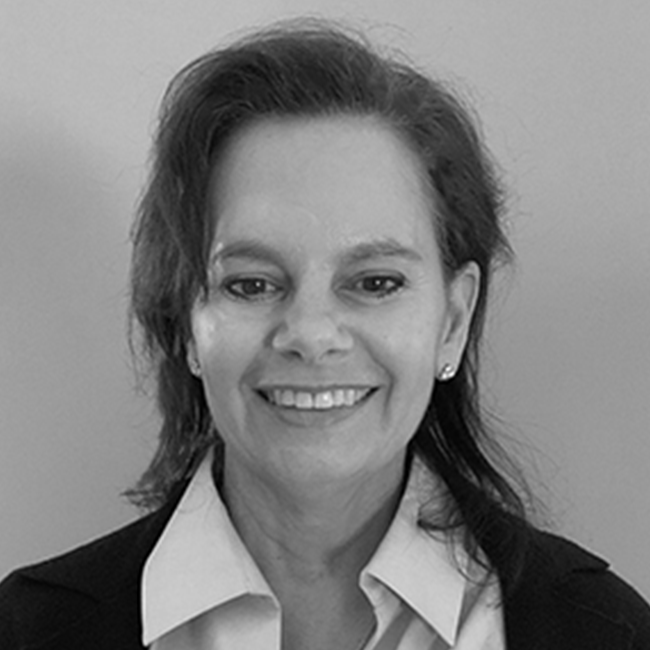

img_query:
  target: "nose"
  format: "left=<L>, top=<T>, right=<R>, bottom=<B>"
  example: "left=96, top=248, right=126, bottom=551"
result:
left=271, top=293, right=353, bottom=363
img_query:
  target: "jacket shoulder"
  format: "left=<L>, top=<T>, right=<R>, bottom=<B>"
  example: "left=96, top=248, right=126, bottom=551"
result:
left=1, top=509, right=157, bottom=594
left=553, top=550, right=650, bottom=648
left=0, top=498, right=177, bottom=650
left=509, top=529, right=650, bottom=649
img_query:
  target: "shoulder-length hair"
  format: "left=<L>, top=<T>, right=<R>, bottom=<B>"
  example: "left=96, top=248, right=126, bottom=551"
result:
left=128, top=19, right=532, bottom=597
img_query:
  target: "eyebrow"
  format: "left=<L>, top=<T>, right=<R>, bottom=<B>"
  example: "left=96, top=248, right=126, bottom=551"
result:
left=211, top=237, right=423, bottom=266
left=211, top=240, right=283, bottom=266
left=339, top=239, right=423, bottom=265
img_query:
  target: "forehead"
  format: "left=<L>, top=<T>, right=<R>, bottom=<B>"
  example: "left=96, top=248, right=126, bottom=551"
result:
left=209, top=116, right=438, bottom=256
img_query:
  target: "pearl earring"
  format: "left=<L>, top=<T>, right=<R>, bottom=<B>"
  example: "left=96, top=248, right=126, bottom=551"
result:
left=438, top=363, right=455, bottom=381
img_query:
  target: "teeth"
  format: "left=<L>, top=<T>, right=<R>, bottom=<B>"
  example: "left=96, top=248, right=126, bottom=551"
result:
left=314, top=392, right=334, bottom=409
left=268, top=388, right=371, bottom=410
left=295, top=392, right=313, bottom=409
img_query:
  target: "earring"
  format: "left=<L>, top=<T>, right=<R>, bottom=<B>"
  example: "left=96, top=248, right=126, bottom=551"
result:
left=438, top=363, right=455, bottom=381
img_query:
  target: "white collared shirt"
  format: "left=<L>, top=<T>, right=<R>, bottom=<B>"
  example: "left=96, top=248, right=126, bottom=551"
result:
left=142, top=451, right=505, bottom=649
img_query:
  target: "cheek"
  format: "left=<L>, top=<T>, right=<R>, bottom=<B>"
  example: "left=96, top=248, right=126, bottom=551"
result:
left=364, top=302, right=441, bottom=425
left=369, top=302, right=442, bottom=377
left=192, top=307, right=227, bottom=365
left=394, top=327, right=437, bottom=404
left=191, top=306, right=258, bottom=407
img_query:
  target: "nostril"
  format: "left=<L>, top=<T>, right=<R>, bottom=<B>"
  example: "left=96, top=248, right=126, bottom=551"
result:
left=270, top=319, right=352, bottom=361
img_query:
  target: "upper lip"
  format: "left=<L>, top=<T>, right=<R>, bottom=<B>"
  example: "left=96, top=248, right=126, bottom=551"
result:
left=255, top=384, right=376, bottom=393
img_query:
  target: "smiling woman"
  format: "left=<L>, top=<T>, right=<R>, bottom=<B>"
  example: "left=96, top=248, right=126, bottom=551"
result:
left=1, top=18, right=649, bottom=650
left=188, top=116, right=476, bottom=501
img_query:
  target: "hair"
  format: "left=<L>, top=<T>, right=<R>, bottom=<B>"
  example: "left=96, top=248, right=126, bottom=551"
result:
left=128, top=19, right=533, bottom=598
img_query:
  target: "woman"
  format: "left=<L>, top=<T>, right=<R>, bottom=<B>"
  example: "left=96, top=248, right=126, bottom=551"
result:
left=1, top=20, right=649, bottom=650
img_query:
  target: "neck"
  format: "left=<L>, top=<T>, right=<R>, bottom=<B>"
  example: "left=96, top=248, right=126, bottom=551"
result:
left=221, top=453, right=406, bottom=587
left=219, top=452, right=407, bottom=650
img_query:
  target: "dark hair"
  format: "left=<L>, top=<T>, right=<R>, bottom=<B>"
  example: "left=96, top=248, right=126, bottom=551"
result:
left=129, top=19, right=532, bottom=597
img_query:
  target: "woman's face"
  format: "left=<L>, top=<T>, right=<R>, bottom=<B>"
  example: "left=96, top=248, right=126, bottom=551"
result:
left=190, top=116, right=477, bottom=489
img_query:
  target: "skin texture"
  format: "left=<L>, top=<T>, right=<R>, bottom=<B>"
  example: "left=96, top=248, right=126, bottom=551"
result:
left=188, top=115, right=479, bottom=650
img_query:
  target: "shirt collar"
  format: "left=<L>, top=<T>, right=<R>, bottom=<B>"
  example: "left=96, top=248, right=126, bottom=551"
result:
left=142, top=452, right=472, bottom=648
left=141, top=449, right=276, bottom=646
left=361, top=459, right=468, bottom=646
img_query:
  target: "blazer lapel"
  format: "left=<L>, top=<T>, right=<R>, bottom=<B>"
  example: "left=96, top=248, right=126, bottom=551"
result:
left=19, top=486, right=185, bottom=650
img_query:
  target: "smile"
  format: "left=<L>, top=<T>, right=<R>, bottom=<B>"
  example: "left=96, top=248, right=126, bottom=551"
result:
left=259, top=387, right=375, bottom=410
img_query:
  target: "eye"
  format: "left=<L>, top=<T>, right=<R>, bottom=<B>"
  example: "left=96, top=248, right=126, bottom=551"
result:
left=223, top=277, right=283, bottom=301
left=346, top=273, right=406, bottom=299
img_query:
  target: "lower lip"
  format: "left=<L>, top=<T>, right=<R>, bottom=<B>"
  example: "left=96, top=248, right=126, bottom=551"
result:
left=254, top=390, right=376, bottom=428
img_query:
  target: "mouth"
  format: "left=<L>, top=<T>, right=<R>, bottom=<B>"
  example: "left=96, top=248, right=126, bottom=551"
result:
left=256, top=386, right=377, bottom=411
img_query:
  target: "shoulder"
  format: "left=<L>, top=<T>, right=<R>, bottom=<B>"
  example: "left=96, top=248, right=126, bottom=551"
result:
left=505, top=528, right=650, bottom=650
left=0, top=492, right=180, bottom=650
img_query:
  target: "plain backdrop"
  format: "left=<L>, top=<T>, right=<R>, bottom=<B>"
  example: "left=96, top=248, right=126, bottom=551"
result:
left=1, top=0, right=649, bottom=597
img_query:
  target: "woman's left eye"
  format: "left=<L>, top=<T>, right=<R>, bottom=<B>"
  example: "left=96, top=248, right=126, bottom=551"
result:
left=346, top=274, right=406, bottom=298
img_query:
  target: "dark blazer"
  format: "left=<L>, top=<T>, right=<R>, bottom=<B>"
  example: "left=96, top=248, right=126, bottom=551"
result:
left=2, top=486, right=650, bottom=650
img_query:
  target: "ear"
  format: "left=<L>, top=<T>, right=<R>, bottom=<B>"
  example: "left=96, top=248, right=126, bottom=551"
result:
left=438, top=261, right=480, bottom=374
left=186, top=337, right=202, bottom=377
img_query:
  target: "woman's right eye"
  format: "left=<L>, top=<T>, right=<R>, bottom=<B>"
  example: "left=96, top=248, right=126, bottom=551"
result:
left=223, top=277, right=282, bottom=301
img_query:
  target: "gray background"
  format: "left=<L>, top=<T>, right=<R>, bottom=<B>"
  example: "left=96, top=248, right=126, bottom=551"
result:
left=1, top=0, right=649, bottom=596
